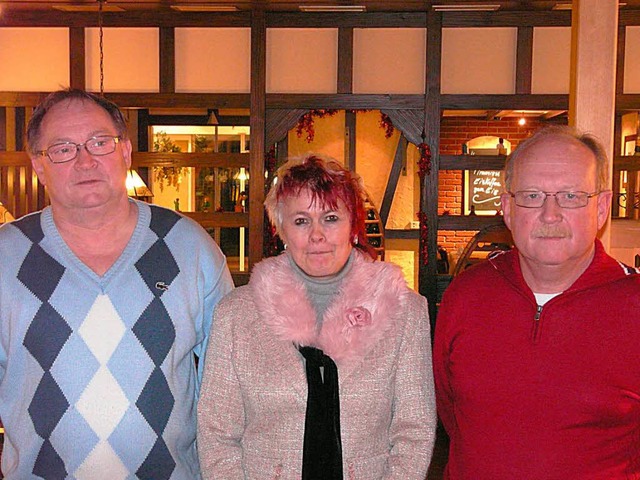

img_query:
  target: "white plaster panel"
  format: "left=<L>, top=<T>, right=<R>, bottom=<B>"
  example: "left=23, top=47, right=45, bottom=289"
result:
left=442, top=28, right=517, bottom=94
left=0, top=28, right=69, bottom=91
left=86, top=28, right=159, bottom=92
left=355, top=111, right=397, bottom=210
left=266, top=28, right=337, bottom=93
left=353, top=28, right=426, bottom=94
left=624, top=26, right=640, bottom=93
left=531, top=27, right=570, bottom=94
left=175, top=28, right=250, bottom=93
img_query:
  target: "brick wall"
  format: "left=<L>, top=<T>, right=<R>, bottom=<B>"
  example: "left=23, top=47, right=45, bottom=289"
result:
left=437, top=117, right=564, bottom=263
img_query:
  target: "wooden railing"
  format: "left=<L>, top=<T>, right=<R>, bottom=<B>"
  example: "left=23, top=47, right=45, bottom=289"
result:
left=0, top=151, right=47, bottom=219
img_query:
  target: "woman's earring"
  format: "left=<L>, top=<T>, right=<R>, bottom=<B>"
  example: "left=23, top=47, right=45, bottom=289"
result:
left=283, top=243, right=288, bottom=250
left=353, top=235, right=358, bottom=245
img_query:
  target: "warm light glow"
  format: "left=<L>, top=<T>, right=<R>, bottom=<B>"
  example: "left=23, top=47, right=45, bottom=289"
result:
left=126, top=170, right=154, bottom=198
left=518, top=117, right=526, bottom=126
left=236, top=168, right=249, bottom=182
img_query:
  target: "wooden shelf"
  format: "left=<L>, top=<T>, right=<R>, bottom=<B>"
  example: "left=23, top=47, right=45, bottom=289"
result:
left=439, top=154, right=507, bottom=171
left=179, top=211, right=249, bottom=228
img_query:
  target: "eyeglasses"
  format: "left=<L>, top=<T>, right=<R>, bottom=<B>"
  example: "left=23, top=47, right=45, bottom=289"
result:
left=37, top=135, right=121, bottom=164
left=508, top=190, right=600, bottom=209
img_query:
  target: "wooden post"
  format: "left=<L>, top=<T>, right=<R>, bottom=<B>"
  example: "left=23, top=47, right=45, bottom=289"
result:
left=570, top=0, right=618, bottom=249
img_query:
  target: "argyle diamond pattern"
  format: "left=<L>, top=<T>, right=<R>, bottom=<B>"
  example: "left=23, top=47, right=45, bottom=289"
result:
left=132, top=206, right=181, bottom=478
left=18, top=215, right=70, bottom=479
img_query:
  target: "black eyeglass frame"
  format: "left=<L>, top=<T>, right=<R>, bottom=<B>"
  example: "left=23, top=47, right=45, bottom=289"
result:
left=37, top=135, right=121, bottom=164
left=507, top=190, right=601, bottom=209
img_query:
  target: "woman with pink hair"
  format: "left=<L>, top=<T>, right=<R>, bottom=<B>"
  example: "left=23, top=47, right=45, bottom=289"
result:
left=198, top=153, right=436, bottom=479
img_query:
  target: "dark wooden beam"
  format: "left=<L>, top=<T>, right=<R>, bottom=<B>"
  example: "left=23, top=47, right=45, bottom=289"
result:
left=14, top=108, right=25, bottom=151
left=613, top=113, right=623, bottom=217
left=616, top=25, right=626, bottom=96
left=439, top=154, right=507, bottom=170
left=0, top=92, right=571, bottom=112
left=438, top=215, right=506, bottom=230
left=138, top=109, right=149, bottom=152
left=0, top=92, right=250, bottom=109
left=441, top=11, right=571, bottom=27
left=379, top=136, right=407, bottom=226
left=69, top=27, right=86, bottom=89
left=386, top=229, right=419, bottom=240
left=613, top=156, right=640, bottom=171
left=0, top=108, right=6, bottom=151
left=345, top=111, right=356, bottom=171
left=267, top=12, right=426, bottom=28
left=180, top=211, right=249, bottom=228
left=146, top=114, right=250, bottom=126
left=516, top=26, right=533, bottom=94
left=616, top=94, right=640, bottom=110
left=388, top=215, right=507, bottom=237
left=441, top=94, right=569, bottom=110
left=421, top=10, right=442, bottom=323
left=159, top=27, right=175, bottom=93
left=266, top=94, right=424, bottom=109
left=338, top=27, right=353, bottom=94
left=338, top=27, right=355, bottom=170
left=0, top=151, right=30, bottom=165
left=249, top=8, right=266, bottom=269
left=131, top=152, right=250, bottom=168
left=619, top=10, right=640, bottom=26
left=0, top=11, right=251, bottom=28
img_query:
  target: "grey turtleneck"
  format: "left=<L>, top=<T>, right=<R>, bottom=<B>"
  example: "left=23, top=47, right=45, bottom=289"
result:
left=288, top=249, right=355, bottom=326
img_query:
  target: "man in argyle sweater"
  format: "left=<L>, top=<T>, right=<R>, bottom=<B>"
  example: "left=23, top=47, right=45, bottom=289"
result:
left=0, top=89, right=233, bottom=479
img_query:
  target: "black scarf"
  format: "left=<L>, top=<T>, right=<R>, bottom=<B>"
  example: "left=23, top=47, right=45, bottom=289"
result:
left=298, top=346, right=343, bottom=480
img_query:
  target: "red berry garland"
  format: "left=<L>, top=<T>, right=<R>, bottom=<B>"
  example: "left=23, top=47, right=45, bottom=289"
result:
left=296, top=109, right=338, bottom=143
left=296, top=110, right=395, bottom=143
left=416, top=142, right=432, bottom=265
left=417, top=142, right=432, bottom=180
left=379, top=113, right=395, bottom=138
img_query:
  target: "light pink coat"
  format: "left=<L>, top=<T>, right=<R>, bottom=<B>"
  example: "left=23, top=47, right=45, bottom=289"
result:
left=197, top=251, right=436, bottom=479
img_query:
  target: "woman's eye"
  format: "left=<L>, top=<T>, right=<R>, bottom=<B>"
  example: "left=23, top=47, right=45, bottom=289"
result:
left=294, top=218, right=308, bottom=226
left=325, top=214, right=339, bottom=222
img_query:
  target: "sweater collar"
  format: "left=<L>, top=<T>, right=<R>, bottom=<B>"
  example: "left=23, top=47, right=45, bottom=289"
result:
left=490, top=239, right=632, bottom=296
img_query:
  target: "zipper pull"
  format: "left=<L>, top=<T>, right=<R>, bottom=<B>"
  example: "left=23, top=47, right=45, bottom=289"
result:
left=531, top=304, right=543, bottom=343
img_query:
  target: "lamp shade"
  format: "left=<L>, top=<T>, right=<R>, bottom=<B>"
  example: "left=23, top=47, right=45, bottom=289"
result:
left=126, top=169, right=153, bottom=198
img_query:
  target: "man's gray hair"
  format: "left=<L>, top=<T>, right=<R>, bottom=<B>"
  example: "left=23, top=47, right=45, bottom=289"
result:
left=504, top=125, right=609, bottom=192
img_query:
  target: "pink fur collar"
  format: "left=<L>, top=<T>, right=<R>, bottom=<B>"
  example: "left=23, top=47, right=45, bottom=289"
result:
left=250, top=251, right=409, bottom=367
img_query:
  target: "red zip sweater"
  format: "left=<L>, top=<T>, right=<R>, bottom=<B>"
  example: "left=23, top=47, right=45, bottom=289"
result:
left=434, top=240, right=640, bottom=480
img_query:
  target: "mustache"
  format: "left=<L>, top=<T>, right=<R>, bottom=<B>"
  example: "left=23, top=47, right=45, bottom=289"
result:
left=531, top=225, right=571, bottom=238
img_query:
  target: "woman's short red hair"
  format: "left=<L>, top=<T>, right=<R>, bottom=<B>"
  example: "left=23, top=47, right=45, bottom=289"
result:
left=265, top=153, right=376, bottom=259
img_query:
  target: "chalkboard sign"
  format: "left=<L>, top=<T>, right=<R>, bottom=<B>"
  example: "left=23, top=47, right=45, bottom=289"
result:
left=464, top=169, right=504, bottom=215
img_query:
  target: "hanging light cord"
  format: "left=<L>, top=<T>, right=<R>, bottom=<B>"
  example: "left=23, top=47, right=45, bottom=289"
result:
left=98, top=0, right=105, bottom=95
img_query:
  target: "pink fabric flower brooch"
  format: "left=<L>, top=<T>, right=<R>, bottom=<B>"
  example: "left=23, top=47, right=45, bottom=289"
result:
left=342, top=307, right=372, bottom=342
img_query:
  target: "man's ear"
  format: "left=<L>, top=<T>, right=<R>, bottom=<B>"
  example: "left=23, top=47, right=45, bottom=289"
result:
left=121, top=138, right=133, bottom=169
left=29, top=153, right=47, bottom=186
left=500, top=193, right=512, bottom=230
left=596, top=190, right=613, bottom=231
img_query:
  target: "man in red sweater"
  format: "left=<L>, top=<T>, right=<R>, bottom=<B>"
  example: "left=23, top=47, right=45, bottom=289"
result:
left=434, top=126, right=640, bottom=479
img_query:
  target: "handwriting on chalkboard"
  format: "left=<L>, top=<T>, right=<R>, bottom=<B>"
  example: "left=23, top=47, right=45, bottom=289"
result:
left=465, top=170, right=504, bottom=215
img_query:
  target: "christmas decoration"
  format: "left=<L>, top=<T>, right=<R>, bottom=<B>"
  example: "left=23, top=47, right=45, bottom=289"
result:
left=417, top=211, right=429, bottom=266
left=295, top=110, right=395, bottom=143
left=417, top=142, right=432, bottom=180
left=379, top=113, right=395, bottom=138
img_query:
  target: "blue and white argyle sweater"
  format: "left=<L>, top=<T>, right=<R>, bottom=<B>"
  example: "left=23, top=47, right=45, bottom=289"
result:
left=0, top=200, right=234, bottom=479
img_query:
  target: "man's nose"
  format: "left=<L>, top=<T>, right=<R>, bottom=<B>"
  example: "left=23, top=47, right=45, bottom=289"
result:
left=540, top=194, right=562, bottom=222
left=74, top=145, right=97, bottom=168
